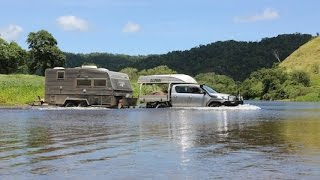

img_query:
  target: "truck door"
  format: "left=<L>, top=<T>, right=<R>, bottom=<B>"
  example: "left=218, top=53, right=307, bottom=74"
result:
left=171, top=85, right=191, bottom=107
left=188, top=86, right=206, bottom=107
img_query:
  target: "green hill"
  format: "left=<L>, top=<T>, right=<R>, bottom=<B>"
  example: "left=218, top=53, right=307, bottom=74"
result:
left=66, top=33, right=312, bottom=81
left=280, top=37, right=320, bottom=87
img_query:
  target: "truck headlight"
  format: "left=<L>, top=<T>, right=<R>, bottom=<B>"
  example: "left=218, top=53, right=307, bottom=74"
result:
left=216, top=95, right=224, bottom=100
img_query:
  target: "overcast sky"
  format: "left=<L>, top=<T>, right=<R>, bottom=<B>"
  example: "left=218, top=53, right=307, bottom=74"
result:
left=1, top=0, right=319, bottom=55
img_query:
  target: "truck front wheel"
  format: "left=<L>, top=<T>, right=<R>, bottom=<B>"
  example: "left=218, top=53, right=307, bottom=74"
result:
left=208, top=102, right=221, bottom=107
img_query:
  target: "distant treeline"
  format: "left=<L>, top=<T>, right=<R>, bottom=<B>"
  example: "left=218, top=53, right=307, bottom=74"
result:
left=1, top=31, right=317, bottom=102
left=65, top=33, right=312, bottom=81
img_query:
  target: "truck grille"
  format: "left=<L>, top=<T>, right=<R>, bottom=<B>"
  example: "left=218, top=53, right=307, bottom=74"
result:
left=228, top=96, right=236, bottom=101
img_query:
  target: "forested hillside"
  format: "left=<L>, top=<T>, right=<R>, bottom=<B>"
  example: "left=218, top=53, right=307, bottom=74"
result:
left=240, top=37, right=320, bottom=101
left=65, top=33, right=312, bottom=81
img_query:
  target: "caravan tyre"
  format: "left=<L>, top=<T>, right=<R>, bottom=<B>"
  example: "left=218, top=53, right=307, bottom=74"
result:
left=78, top=101, right=88, bottom=107
left=65, top=102, right=76, bottom=107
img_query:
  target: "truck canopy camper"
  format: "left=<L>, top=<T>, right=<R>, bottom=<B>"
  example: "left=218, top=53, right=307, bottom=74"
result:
left=137, top=74, right=243, bottom=108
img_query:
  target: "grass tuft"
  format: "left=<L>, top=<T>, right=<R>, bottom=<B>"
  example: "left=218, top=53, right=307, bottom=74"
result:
left=0, top=74, right=44, bottom=105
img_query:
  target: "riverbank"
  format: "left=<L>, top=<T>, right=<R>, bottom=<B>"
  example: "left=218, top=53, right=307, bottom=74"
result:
left=0, top=74, right=44, bottom=106
left=0, top=74, right=319, bottom=106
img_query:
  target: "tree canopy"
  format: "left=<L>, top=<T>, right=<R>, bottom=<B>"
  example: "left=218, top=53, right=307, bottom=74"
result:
left=27, top=30, right=65, bottom=75
left=65, top=33, right=312, bottom=81
left=240, top=68, right=312, bottom=100
left=0, top=38, right=27, bottom=74
left=195, top=72, right=238, bottom=94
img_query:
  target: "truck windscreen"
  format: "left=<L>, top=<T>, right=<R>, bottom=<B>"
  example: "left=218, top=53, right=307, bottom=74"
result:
left=202, top=85, right=218, bottom=93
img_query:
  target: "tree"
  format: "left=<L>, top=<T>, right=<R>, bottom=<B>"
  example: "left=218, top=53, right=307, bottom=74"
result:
left=0, top=38, right=27, bottom=74
left=65, top=33, right=312, bottom=81
left=138, top=65, right=177, bottom=76
left=195, top=72, right=238, bottom=94
left=240, top=68, right=288, bottom=100
left=27, top=30, right=65, bottom=75
left=120, top=67, right=139, bottom=81
left=290, top=70, right=311, bottom=87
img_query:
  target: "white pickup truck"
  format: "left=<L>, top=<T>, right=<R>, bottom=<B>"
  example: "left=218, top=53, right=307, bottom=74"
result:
left=137, top=74, right=243, bottom=108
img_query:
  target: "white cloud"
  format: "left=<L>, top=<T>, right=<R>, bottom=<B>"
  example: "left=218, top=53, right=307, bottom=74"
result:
left=234, top=8, right=279, bottom=23
left=122, top=22, right=141, bottom=33
left=0, top=24, right=23, bottom=41
left=56, top=15, right=89, bottom=31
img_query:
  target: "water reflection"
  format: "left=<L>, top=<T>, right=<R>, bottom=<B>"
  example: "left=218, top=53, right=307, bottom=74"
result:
left=0, top=102, right=319, bottom=179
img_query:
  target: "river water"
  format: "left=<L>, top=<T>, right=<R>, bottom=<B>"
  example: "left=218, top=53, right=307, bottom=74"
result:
left=0, top=101, right=320, bottom=179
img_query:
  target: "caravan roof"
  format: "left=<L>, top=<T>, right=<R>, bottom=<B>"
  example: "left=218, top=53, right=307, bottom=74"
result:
left=137, top=74, right=197, bottom=84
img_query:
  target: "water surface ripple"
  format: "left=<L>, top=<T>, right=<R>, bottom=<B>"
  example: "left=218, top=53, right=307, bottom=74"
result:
left=0, top=101, right=320, bottom=179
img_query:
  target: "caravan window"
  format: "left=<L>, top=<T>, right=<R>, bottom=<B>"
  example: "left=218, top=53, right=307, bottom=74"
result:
left=94, top=79, right=106, bottom=87
left=57, top=71, right=65, bottom=79
left=77, top=79, right=91, bottom=86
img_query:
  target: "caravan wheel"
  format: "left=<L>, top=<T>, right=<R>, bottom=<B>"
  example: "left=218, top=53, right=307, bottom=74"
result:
left=65, top=102, right=76, bottom=107
left=78, top=101, right=88, bottom=107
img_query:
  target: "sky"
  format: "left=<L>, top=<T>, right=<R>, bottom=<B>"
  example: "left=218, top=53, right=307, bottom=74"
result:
left=1, top=0, right=319, bottom=55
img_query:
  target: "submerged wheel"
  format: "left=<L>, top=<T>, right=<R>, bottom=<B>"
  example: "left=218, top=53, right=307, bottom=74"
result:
left=65, top=102, right=77, bottom=107
left=208, top=102, right=221, bottom=107
left=155, top=103, right=169, bottom=108
left=78, top=101, right=88, bottom=107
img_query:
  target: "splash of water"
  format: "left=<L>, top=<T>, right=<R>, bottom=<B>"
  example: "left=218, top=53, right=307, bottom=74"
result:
left=171, top=104, right=261, bottom=110
left=34, top=104, right=260, bottom=111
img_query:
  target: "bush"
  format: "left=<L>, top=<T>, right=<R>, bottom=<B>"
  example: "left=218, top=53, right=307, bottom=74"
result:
left=295, top=92, right=320, bottom=102
left=290, top=70, right=311, bottom=87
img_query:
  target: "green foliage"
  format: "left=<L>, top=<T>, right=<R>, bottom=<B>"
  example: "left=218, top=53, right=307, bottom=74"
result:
left=281, top=82, right=311, bottom=99
left=280, top=37, right=320, bottom=87
left=65, top=34, right=312, bottom=81
left=121, top=66, right=176, bottom=97
left=195, top=72, right=238, bottom=94
left=241, top=68, right=288, bottom=100
left=290, top=70, right=311, bottom=87
left=120, top=67, right=139, bottom=81
left=27, top=30, right=66, bottom=75
left=138, top=65, right=177, bottom=76
left=295, top=92, right=320, bottom=102
left=0, top=38, right=27, bottom=74
left=65, top=52, right=143, bottom=72
left=241, top=78, right=263, bottom=99
left=241, top=67, right=316, bottom=101
left=0, top=74, right=44, bottom=105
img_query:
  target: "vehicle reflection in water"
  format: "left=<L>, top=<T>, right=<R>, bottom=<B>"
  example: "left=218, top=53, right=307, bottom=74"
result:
left=0, top=102, right=319, bottom=179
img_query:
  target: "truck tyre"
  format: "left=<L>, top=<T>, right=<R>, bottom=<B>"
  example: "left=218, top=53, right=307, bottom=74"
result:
left=155, top=103, right=166, bottom=108
left=208, top=102, right=221, bottom=107
left=65, top=102, right=76, bottom=107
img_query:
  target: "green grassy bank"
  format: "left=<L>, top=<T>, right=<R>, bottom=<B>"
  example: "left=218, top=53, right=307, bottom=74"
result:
left=279, top=37, right=320, bottom=102
left=0, top=74, right=44, bottom=106
left=0, top=73, right=319, bottom=106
